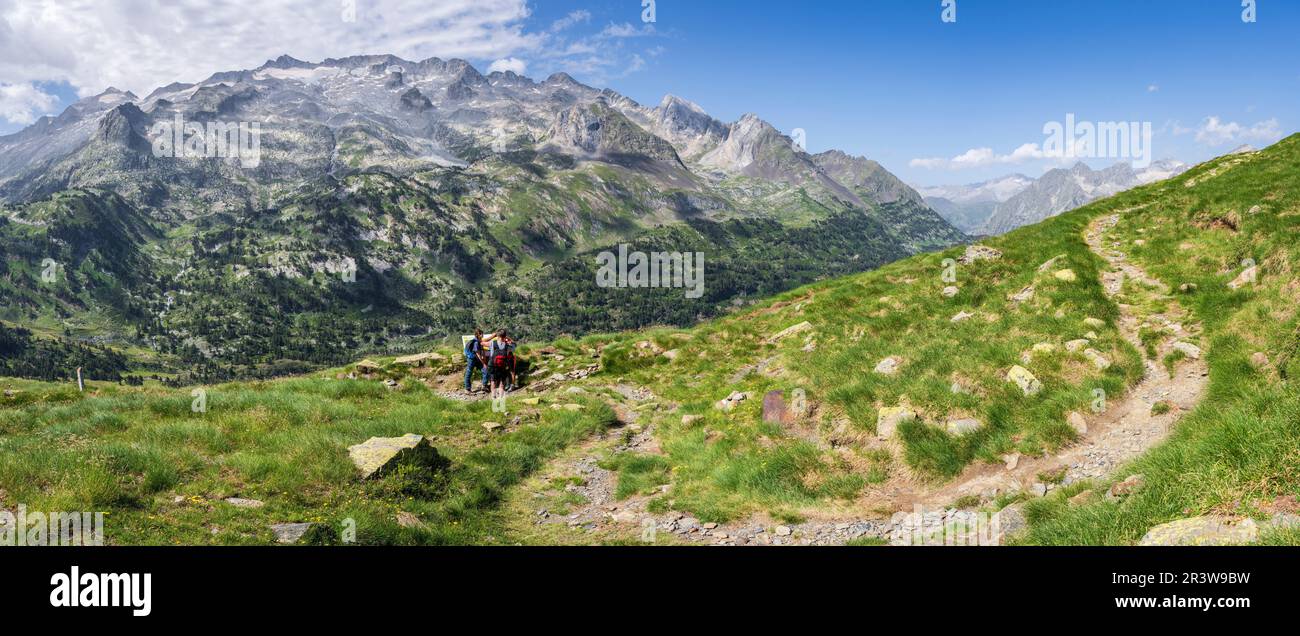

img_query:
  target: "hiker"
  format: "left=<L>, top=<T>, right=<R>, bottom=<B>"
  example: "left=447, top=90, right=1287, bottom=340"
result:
left=488, top=329, right=512, bottom=401
left=503, top=334, right=519, bottom=392
left=464, top=329, right=489, bottom=393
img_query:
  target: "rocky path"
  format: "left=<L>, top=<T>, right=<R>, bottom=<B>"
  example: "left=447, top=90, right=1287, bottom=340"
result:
left=513, top=211, right=1211, bottom=545
left=906, top=212, right=1210, bottom=508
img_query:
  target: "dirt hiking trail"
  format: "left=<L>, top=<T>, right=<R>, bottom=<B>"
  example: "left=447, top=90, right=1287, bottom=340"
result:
left=515, top=210, right=1210, bottom=545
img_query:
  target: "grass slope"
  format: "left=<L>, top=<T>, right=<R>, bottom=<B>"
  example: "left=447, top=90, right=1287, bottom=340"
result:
left=0, top=371, right=613, bottom=545
left=2, top=136, right=1297, bottom=545
left=1020, top=136, right=1300, bottom=545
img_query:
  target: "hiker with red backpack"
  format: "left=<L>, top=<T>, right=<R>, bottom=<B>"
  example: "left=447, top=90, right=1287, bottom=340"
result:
left=503, top=334, right=518, bottom=392
left=488, top=329, right=513, bottom=401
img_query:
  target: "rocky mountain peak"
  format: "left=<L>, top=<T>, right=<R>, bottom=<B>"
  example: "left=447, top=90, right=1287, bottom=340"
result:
left=95, top=102, right=150, bottom=150
left=545, top=100, right=684, bottom=167
left=262, top=54, right=312, bottom=70
left=546, top=72, right=581, bottom=86
left=812, top=150, right=924, bottom=206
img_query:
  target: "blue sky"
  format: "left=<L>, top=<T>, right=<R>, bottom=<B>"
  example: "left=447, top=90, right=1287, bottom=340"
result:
left=523, top=0, right=1297, bottom=185
left=2, top=0, right=1295, bottom=186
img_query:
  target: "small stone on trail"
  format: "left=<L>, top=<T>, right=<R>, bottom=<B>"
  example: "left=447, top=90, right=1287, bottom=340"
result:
left=1172, top=342, right=1202, bottom=360
left=993, top=504, right=1028, bottom=541
left=1068, top=411, right=1088, bottom=436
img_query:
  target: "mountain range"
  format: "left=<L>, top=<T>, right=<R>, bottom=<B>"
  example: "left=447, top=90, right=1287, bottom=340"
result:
left=918, top=159, right=1189, bottom=235
left=0, top=54, right=964, bottom=382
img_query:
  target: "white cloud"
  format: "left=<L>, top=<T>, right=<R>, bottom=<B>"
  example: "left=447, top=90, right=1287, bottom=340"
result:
left=950, top=147, right=996, bottom=168
left=532, top=19, right=664, bottom=85
left=0, top=0, right=539, bottom=97
left=911, top=142, right=1048, bottom=170
left=487, top=57, right=528, bottom=75
left=0, top=81, right=57, bottom=124
left=1160, top=120, right=1195, bottom=136
left=1194, top=116, right=1282, bottom=146
left=0, top=0, right=665, bottom=120
left=550, top=10, right=591, bottom=33
left=598, top=22, right=657, bottom=39
left=908, top=157, right=948, bottom=169
left=1147, top=84, right=1159, bottom=92
left=622, top=54, right=646, bottom=76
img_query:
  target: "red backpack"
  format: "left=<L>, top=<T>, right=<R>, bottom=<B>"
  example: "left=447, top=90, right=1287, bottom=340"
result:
left=492, top=340, right=510, bottom=367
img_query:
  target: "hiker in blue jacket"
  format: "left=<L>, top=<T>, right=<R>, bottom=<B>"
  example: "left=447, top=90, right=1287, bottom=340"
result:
left=464, top=329, right=489, bottom=393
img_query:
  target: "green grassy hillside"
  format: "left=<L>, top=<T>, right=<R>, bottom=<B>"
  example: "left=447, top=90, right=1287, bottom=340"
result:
left=2, top=135, right=1296, bottom=545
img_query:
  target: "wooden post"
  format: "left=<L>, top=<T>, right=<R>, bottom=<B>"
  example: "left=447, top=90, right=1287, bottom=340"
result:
left=76, top=367, right=84, bottom=393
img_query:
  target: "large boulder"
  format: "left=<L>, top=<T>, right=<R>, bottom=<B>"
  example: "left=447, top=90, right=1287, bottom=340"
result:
left=1138, top=517, right=1259, bottom=546
left=347, top=434, right=445, bottom=480
left=1006, top=366, right=1043, bottom=396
